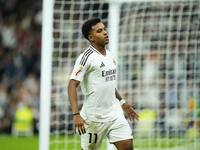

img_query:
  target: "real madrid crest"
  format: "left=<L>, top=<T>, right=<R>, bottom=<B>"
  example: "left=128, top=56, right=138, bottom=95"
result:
left=89, top=144, right=94, bottom=150
left=113, top=58, right=116, bottom=65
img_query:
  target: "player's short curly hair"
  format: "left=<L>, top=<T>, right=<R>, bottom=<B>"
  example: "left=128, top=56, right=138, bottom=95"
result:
left=81, top=18, right=101, bottom=41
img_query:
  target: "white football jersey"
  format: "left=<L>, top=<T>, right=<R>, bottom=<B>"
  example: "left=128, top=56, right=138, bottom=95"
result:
left=70, top=45, right=123, bottom=122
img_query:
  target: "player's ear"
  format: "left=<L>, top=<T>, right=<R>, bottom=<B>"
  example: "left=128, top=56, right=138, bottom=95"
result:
left=88, top=34, right=94, bottom=42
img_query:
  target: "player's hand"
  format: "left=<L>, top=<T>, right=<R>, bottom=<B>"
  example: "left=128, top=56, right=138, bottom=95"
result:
left=122, top=103, right=139, bottom=122
left=73, top=115, right=90, bottom=135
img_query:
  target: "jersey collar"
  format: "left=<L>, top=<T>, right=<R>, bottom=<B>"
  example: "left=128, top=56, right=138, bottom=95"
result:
left=89, top=45, right=102, bottom=55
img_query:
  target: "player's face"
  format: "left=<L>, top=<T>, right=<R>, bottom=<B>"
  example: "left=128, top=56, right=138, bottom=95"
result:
left=88, top=22, right=109, bottom=46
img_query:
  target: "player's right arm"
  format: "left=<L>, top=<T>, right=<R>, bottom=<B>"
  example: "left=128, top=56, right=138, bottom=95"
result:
left=68, top=79, right=90, bottom=135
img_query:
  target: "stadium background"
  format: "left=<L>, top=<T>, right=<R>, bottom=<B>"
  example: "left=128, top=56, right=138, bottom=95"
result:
left=0, top=0, right=41, bottom=134
left=0, top=0, right=200, bottom=150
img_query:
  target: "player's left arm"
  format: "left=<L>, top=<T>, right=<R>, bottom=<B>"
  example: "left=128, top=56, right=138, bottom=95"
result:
left=115, top=88, right=139, bottom=122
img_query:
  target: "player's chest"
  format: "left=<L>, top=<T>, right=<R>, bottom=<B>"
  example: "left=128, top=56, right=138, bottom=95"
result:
left=91, top=55, right=117, bottom=77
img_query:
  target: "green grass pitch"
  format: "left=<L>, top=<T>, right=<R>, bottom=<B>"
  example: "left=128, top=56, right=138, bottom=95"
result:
left=0, top=134, right=199, bottom=150
left=0, top=134, right=39, bottom=150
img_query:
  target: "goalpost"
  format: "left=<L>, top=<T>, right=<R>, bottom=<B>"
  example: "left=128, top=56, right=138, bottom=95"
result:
left=39, top=0, right=53, bottom=150
left=40, top=0, right=200, bottom=150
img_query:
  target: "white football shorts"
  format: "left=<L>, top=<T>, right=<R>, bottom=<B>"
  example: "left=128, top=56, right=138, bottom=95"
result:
left=81, top=114, right=132, bottom=150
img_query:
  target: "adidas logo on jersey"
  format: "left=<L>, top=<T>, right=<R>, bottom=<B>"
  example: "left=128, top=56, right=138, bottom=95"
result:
left=100, top=62, right=105, bottom=68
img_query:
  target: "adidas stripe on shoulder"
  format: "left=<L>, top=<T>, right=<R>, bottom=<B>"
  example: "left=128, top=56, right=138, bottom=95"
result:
left=79, top=46, right=101, bottom=66
left=79, top=49, right=93, bottom=66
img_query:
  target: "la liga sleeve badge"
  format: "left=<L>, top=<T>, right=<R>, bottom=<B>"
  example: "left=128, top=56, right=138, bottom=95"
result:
left=75, top=65, right=83, bottom=76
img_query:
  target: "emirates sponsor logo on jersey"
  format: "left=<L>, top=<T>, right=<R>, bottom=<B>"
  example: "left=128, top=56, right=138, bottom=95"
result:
left=102, top=69, right=116, bottom=82
left=75, top=66, right=83, bottom=76
left=102, top=69, right=116, bottom=77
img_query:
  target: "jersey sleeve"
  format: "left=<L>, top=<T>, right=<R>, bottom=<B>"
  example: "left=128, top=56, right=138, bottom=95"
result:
left=70, top=53, right=90, bottom=82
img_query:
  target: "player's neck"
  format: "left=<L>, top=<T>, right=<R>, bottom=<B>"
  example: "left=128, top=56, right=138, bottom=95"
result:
left=91, top=43, right=106, bottom=56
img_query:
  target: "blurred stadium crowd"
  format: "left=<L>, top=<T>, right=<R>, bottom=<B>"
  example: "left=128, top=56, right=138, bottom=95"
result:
left=0, top=0, right=42, bottom=133
left=117, top=2, right=200, bottom=136
left=0, top=0, right=200, bottom=138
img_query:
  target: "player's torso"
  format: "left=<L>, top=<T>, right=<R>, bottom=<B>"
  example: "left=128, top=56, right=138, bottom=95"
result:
left=83, top=50, right=117, bottom=94
left=92, top=51, right=116, bottom=83
left=80, top=46, right=122, bottom=121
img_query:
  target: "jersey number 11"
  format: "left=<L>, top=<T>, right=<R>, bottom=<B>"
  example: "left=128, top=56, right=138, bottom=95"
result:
left=89, top=133, right=97, bottom=143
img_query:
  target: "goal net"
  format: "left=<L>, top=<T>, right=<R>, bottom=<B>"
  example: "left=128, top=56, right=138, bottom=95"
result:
left=41, top=0, right=200, bottom=150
